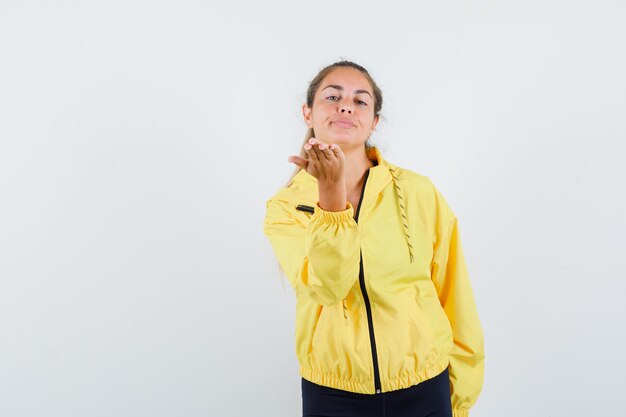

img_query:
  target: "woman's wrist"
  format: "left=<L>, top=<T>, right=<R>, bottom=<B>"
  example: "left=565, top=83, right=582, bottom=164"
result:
left=318, top=180, right=347, bottom=212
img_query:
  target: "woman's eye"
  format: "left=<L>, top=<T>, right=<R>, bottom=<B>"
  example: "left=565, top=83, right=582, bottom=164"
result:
left=327, top=96, right=367, bottom=106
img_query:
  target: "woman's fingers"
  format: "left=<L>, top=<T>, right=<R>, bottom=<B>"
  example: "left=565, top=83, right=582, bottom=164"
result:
left=308, top=138, right=335, bottom=157
left=317, top=142, right=335, bottom=162
left=302, top=138, right=343, bottom=182
left=305, top=139, right=325, bottom=162
left=306, top=143, right=321, bottom=164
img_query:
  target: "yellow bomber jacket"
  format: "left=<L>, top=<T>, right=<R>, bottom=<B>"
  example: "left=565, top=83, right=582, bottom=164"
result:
left=263, top=147, right=484, bottom=417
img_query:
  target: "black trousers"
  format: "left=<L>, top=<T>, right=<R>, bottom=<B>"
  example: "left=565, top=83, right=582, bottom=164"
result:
left=301, top=367, right=452, bottom=417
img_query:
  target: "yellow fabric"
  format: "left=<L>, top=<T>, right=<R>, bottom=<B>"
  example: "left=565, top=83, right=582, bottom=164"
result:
left=263, top=147, right=484, bottom=414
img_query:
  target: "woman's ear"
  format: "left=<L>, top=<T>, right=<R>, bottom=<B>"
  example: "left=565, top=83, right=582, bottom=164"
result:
left=302, top=103, right=312, bottom=128
left=371, top=114, right=380, bottom=131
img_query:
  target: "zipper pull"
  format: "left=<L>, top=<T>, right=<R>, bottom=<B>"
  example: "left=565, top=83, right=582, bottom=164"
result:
left=296, top=204, right=315, bottom=214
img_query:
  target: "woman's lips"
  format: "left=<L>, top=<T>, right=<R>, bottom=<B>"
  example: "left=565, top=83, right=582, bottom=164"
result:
left=332, top=122, right=355, bottom=128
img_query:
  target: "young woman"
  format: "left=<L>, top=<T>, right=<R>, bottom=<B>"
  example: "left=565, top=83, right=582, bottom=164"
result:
left=263, top=60, right=485, bottom=417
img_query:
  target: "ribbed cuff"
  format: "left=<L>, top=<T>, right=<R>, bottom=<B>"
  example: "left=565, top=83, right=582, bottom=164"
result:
left=452, top=408, right=469, bottom=417
left=312, top=201, right=354, bottom=224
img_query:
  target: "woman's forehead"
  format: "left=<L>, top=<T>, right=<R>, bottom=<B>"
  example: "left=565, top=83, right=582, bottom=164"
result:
left=320, top=69, right=372, bottom=94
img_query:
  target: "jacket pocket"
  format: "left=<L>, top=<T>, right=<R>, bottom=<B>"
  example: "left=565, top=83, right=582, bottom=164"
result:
left=416, top=287, right=454, bottom=354
left=408, top=293, right=436, bottom=348
left=312, top=304, right=326, bottom=347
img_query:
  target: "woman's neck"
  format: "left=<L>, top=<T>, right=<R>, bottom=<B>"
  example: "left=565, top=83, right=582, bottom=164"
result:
left=343, top=146, right=375, bottom=193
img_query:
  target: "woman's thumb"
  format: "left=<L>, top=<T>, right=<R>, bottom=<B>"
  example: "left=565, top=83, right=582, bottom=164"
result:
left=287, top=155, right=307, bottom=170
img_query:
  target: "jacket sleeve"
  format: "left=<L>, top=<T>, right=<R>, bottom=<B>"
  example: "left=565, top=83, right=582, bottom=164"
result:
left=430, top=188, right=485, bottom=417
left=263, top=197, right=361, bottom=306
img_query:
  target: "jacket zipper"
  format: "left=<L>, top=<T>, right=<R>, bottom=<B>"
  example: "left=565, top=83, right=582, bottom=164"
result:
left=354, top=169, right=382, bottom=394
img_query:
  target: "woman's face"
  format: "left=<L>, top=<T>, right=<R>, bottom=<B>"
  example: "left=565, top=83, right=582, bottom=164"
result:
left=302, top=67, right=379, bottom=150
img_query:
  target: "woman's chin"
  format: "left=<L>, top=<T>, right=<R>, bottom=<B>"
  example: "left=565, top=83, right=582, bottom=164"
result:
left=324, top=133, right=357, bottom=144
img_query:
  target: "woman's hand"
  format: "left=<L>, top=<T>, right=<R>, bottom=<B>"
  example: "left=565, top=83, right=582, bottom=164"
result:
left=288, top=138, right=346, bottom=185
left=288, top=138, right=348, bottom=211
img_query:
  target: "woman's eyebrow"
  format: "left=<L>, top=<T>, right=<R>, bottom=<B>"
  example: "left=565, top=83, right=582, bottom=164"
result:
left=321, top=84, right=372, bottom=98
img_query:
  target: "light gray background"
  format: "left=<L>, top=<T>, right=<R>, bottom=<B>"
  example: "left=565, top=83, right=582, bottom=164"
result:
left=1, top=1, right=624, bottom=416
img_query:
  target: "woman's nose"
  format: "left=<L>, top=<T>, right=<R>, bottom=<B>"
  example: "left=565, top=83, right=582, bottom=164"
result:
left=340, top=106, right=352, bottom=114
